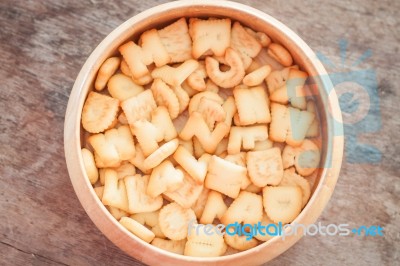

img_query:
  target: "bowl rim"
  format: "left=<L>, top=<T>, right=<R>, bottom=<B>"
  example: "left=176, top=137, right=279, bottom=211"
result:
left=64, top=0, right=344, bottom=265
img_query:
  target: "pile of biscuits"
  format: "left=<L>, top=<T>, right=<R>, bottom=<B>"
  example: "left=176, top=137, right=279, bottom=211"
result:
left=80, top=17, right=321, bottom=257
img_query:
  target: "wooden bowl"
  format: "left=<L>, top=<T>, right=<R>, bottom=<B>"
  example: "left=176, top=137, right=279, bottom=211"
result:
left=64, top=1, right=344, bottom=265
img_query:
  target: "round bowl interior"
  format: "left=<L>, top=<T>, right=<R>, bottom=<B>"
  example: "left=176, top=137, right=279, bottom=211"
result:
left=64, top=1, right=344, bottom=265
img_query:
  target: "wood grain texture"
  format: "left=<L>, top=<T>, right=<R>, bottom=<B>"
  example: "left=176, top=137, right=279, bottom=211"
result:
left=0, top=0, right=398, bottom=265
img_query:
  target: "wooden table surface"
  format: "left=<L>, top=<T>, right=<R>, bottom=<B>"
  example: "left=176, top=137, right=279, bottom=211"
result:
left=0, top=0, right=399, bottom=265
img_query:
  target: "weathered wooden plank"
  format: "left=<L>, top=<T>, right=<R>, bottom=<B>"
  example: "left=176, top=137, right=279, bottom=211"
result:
left=0, top=241, right=64, bottom=266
